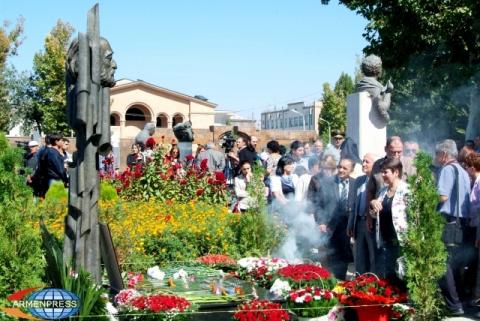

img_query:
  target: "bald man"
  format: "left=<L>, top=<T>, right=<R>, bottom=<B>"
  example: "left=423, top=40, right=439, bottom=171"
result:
left=348, top=153, right=376, bottom=274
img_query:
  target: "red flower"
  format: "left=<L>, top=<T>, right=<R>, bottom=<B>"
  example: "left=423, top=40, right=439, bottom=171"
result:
left=196, top=188, right=204, bottom=196
left=200, top=159, right=208, bottom=171
left=145, top=137, right=156, bottom=149
left=214, top=171, right=225, bottom=181
left=339, top=274, right=407, bottom=306
left=233, top=300, right=290, bottom=321
left=185, top=154, right=194, bottom=161
left=277, top=264, right=331, bottom=282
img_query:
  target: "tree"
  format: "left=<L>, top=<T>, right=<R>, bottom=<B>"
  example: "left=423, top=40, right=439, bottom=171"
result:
left=0, top=17, right=24, bottom=132
left=319, top=72, right=355, bottom=141
left=404, top=152, right=447, bottom=321
left=323, top=0, right=480, bottom=141
left=31, top=20, right=74, bottom=135
left=5, top=66, right=37, bottom=134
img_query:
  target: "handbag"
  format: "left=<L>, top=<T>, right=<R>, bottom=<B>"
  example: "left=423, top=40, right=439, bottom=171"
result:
left=441, top=164, right=464, bottom=245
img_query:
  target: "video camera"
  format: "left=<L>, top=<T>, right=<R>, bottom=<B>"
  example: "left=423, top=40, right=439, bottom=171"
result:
left=221, top=133, right=236, bottom=153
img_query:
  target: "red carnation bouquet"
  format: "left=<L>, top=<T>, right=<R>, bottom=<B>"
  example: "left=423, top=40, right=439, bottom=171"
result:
left=277, top=264, right=336, bottom=289
left=233, top=299, right=290, bottom=321
left=286, top=286, right=339, bottom=318
left=115, top=290, right=192, bottom=321
left=338, top=274, right=408, bottom=306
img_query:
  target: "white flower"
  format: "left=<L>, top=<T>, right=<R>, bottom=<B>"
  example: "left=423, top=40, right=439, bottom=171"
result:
left=106, top=302, right=118, bottom=315
left=173, top=268, right=188, bottom=281
left=269, top=279, right=291, bottom=297
left=294, top=295, right=305, bottom=304
left=147, top=266, right=165, bottom=280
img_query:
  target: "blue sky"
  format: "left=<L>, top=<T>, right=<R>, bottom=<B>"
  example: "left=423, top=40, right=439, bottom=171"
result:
left=2, top=1, right=368, bottom=119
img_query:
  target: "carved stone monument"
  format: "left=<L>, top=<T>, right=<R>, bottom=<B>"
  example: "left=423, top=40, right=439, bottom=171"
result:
left=64, top=4, right=116, bottom=282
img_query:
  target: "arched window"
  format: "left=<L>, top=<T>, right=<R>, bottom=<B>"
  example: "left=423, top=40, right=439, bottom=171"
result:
left=172, top=114, right=184, bottom=127
left=126, top=107, right=146, bottom=121
left=125, top=104, right=152, bottom=130
left=110, top=113, right=120, bottom=126
left=156, top=114, right=168, bottom=128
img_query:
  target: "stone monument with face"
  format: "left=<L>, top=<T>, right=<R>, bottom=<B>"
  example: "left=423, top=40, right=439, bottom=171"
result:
left=64, top=4, right=116, bottom=282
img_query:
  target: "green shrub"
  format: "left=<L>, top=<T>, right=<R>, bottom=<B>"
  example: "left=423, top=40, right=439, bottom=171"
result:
left=404, top=152, right=447, bottom=321
left=0, top=133, right=45, bottom=300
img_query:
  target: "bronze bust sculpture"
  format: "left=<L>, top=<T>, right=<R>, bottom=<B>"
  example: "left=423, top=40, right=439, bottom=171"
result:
left=356, top=54, right=393, bottom=125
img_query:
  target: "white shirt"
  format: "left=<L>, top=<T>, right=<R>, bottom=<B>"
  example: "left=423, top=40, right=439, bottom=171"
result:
left=295, top=174, right=312, bottom=202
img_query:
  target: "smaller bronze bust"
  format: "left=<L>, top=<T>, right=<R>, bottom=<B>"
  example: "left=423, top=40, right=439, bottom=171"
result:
left=173, top=121, right=194, bottom=142
left=356, top=54, right=393, bottom=125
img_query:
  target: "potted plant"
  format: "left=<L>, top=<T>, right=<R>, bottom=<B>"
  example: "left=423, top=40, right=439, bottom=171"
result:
left=337, top=274, right=408, bottom=321
left=233, top=299, right=290, bottom=321
left=286, top=287, right=343, bottom=321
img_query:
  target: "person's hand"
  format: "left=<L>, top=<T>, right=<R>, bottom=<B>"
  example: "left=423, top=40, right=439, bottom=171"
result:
left=347, top=229, right=353, bottom=238
left=370, top=199, right=382, bottom=213
left=246, top=172, right=252, bottom=182
left=319, top=224, right=327, bottom=233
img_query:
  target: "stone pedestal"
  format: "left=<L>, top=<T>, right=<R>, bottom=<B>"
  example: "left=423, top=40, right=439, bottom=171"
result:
left=178, top=142, right=193, bottom=161
left=347, top=92, right=386, bottom=159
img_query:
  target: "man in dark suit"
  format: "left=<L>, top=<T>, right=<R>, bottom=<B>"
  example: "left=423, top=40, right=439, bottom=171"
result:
left=348, top=153, right=376, bottom=275
left=308, top=158, right=355, bottom=280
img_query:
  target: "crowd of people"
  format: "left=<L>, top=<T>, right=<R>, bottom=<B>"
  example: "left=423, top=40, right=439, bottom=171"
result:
left=23, top=134, right=72, bottom=197
left=21, top=129, right=480, bottom=316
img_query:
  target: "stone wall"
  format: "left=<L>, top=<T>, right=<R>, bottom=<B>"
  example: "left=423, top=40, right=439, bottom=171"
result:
left=8, top=127, right=319, bottom=170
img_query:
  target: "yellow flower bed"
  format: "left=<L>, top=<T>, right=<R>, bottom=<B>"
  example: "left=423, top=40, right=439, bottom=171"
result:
left=100, top=199, right=239, bottom=261
left=36, top=190, right=240, bottom=265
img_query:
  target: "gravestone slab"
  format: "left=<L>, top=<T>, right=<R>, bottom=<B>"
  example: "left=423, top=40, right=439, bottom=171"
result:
left=347, top=92, right=386, bottom=159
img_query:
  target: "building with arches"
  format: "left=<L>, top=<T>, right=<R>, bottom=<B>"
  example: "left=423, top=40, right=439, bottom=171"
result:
left=110, top=79, right=217, bottom=138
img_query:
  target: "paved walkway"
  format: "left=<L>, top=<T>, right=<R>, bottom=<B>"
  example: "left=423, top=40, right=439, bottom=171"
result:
left=444, top=307, right=480, bottom=320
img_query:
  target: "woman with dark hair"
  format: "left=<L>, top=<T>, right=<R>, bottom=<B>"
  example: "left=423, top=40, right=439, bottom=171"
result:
left=290, top=140, right=308, bottom=172
left=369, top=157, right=409, bottom=282
left=126, top=143, right=145, bottom=168
left=265, top=140, right=281, bottom=177
left=270, top=156, right=298, bottom=205
left=166, top=145, right=180, bottom=163
left=234, top=160, right=255, bottom=212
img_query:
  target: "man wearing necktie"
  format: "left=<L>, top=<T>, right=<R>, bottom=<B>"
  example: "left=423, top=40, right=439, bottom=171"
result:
left=348, top=153, right=376, bottom=275
left=327, top=158, right=355, bottom=280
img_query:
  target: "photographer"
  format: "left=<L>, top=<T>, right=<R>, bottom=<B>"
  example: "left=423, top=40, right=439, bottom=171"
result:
left=228, top=136, right=257, bottom=176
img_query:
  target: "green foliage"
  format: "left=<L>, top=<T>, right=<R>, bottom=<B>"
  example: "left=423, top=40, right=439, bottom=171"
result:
left=404, top=152, right=447, bottom=321
left=0, top=17, right=24, bottom=132
left=144, top=231, right=199, bottom=266
left=100, top=181, right=118, bottom=202
left=235, top=211, right=285, bottom=257
left=319, top=73, right=355, bottom=139
left=0, top=132, right=44, bottom=300
left=40, top=223, right=107, bottom=320
left=31, top=20, right=74, bottom=135
left=117, top=147, right=230, bottom=205
left=236, top=165, right=285, bottom=256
